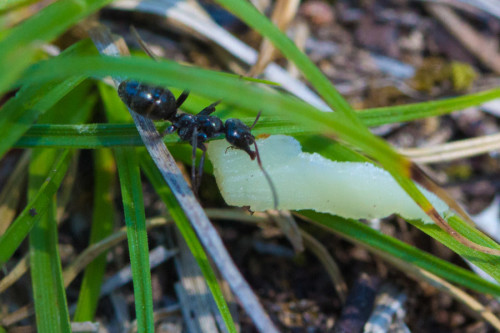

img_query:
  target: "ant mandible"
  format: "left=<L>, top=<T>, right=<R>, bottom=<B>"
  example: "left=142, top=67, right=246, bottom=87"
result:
left=117, top=28, right=278, bottom=209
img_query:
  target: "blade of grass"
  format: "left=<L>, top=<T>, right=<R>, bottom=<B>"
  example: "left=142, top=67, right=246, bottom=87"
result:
left=213, top=0, right=353, bottom=118
left=358, top=88, right=500, bottom=126
left=73, top=148, right=116, bottom=322
left=27, top=78, right=94, bottom=332
left=28, top=148, right=71, bottom=333
left=0, top=0, right=111, bottom=94
left=0, top=38, right=95, bottom=160
left=22, top=54, right=500, bottom=254
left=114, top=148, right=154, bottom=333
left=13, top=83, right=500, bottom=149
left=98, top=81, right=154, bottom=330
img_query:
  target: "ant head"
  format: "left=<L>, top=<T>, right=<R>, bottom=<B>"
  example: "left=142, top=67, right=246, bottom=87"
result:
left=224, top=118, right=256, bottom=159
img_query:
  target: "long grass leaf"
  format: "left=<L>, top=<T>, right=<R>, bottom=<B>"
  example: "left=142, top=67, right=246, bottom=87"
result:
left=73, top=148, right=116, bottom=321
left=28, top=149, right=71, bottom=333
left=0, top=0, right=110, bottom=94
left=114, top=148, right=154, bottom=333
left=0, top=39, right=95, bottom=160
left=214, top=0, right=354, bottom=118
left=28, top=78, right=94, bottom=332
left=20, top=54, right=500, bottom=257
left=359, top=88, right=500, bottom=126
left=14, top=82, right=500, bottom=148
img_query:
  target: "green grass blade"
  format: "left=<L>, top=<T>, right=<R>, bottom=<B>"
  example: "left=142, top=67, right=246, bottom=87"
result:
left=114, top=148, right=154, bottom=333
left=300, top=211, right=500, bottom=296
left=73, top=148, right=116, bottom=321
left=0, top=39, right=95, bottom=160
left=0, top=0, right=110, bottom=94
left=27, top=78, right=94, bottom=331
left=12, top=118, right=298, bottom=148
left=14, top=81, right=500, bottom=148
left=139, top=151, right=236, bottom=333
left=28, top=148, right=71, bottom=333
left=0, top=149, right=72, bottom=265
left=359, top=88, right=500, bottom=126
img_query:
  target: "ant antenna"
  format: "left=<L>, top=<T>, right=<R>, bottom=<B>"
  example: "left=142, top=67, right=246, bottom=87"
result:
left=250, top=110, right=262, bottom=130
left=253, top=141, right=279, bottom=210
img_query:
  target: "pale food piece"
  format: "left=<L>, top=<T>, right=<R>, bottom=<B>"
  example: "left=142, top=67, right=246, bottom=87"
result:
left=207, top=135, right=449, bottom=224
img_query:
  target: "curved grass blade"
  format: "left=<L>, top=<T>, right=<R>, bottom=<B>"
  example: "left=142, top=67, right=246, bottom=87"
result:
left=358, top=88, right=500, bottom=126
left=19, top=53, right=500, bottom=254
left=14, top=82, right=500, bottom=149
left=73, top=148, right=116, bottom=322
left=0, top=0, right=111, bottom=94
left=27, top=79, right=94, bottom=332
left=114, top=148, right=154, bottom=333
left=0, top=39, right=95, bottom=160
left=28, top=149, right=71, bottom=333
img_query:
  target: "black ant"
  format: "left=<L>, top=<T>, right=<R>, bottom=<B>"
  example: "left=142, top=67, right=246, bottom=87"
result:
left=117, top=28, right=278, bottom=209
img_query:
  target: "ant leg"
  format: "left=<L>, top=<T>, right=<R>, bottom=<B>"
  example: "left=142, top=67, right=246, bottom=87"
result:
left=191, top=127, right=199, bottom=192
left=198, top=100, right=221, bottom=116
left=161, top=124, right=176, bottom=137
left=250, top=110, right=262, bottom=130
left=176, top=90, right=190, bottom=108
left=196, top=144, right=207, bottom=193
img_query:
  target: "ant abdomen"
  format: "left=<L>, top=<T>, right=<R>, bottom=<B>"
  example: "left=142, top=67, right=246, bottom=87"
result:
left=118, top=80, right=177, bottom=120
